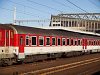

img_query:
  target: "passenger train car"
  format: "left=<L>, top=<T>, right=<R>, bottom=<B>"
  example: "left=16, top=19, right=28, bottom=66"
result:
left=0, top=24, right=100, bottom=66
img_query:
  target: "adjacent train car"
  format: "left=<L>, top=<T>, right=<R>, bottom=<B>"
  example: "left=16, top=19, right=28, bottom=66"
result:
left=0, top=24, right=100, bottom=66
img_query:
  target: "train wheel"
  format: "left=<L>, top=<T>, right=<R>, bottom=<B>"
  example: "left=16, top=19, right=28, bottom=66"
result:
left=7, top=59, right=13, bottom=66
left=2, top=59, right=13, bottom=66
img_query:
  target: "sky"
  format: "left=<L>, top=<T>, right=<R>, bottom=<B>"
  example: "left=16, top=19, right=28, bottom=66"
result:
left=0, top=0, right=100, bottom=27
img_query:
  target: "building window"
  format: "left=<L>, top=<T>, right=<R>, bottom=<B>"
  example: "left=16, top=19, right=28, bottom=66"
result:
left=69, top=21, right=71, bottom=27
left=53, top=24, right=55, bottom=26
left=26, top=36, right=29, bottom=46
left=32, top=36, right=36, bottom=46
left=39, top=36, right=44, bottom=46
left=46, top=37, right=50, bottom=45
left=52, top=37, right=55, bottom=45
left=62, top=38, right=65, bottom=45
left=58, top=38, right=60, bottom=45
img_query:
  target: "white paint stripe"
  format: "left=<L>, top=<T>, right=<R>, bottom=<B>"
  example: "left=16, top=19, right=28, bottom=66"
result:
left=23, top=57, right=100, bottom=75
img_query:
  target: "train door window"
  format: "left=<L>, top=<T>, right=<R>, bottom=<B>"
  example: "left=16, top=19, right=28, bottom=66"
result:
left=62, top=38, right=65, bottom=45
left=20, top=36, right=23, bottom=45
left=78, top=40, right=80, bottom=45
left=32, top=36, right=37, bottom=46
left=58, top=38, right=61, bottom=45
left=52, top=37, right=55, bottom=45
left=6, top=31, right=9, bottom=38
left=11, top=31, right=14, bottom=38
left=39, top=36, right=44, bottom=46
left=67, top=39, right=70, bottom=45
left=88, top=40, right=90, bottom=45
left=46, top=37, right=50, bottom=46
left=26, top=36, right=29, bottom=46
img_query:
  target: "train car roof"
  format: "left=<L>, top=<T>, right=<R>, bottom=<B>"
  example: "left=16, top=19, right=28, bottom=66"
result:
left=0, top=24, right=100, bottom=37
left=43, top=27, right=100, bottom=36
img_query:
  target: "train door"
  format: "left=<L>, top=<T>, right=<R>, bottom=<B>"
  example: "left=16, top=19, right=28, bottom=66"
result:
left=19, top=35, right=25, bottom=59
left=6, top=30, right=10, bottom=46
left=82, top=39, right=87, bottom=49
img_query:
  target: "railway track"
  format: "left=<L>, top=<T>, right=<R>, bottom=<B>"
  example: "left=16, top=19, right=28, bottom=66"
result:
left=22, top=56, right=100, bottom=75
left=0, top=53, right=100, bottom=75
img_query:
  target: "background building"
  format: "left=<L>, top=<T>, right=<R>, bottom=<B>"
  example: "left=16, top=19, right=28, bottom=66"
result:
left=50, top=13, right=100, bottom=32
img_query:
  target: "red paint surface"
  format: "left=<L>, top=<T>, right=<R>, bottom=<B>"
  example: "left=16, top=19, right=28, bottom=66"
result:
left=18, top=34, right=25, bottom=53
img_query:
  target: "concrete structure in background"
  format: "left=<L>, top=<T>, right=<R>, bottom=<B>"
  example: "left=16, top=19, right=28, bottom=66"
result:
left=50, top=13, right=100, bottom=32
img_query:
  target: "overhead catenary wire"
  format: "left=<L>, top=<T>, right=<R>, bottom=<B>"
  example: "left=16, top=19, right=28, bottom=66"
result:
left=27, top=0, right=63, bottom=13
left=0, top=7, right=39, bottom=18
left=88, top=0, right=100, bottom=9
left=8, top=0, right=51, bottom=15
left=52, top=0, right=75, bottom=12
left=65, top=0, right=88, bottom=13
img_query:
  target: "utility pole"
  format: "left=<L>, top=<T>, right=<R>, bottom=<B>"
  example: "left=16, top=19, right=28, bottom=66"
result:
left=13, top=7, right=16, bottom=25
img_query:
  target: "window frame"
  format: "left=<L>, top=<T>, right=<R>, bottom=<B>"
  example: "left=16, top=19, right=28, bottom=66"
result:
left=39, top=36, right=44, bottom=46
left=66, top=38, right=70, bottom=45
left=31, top=36, right=37, bottom=46
left=52, top=37, right=56, bottom=46
left=70, top=39, right=74, bottom=45
left=74, top=39, right=77, bottom=46
left=26, top=35, right=29, bottom=46
left=46, top=37, right=50, bottom=46
left=57, top=37, right=61, bottom=46
left=62, top=38, right=66, bottom=46
left=78, top=39, right=81, bottom=46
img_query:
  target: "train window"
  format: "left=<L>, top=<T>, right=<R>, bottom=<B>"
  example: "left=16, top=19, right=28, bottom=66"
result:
left=78, top=40, right=80, bottom=45
left=94, top=41, right=95, bottom=45
left=39, top=36, right=44, bottom=46
left=26, top=36, right=29, bottom=46
left=89, top=40, right=91, bottom=45
left=92, top=41, right=94, bottom=45
left=52, top=37, right=55, bottom=45
left=67, top=39, right=70, bottom=45
left=62, top=38, right=65, bottom=45
left=46, top=37, right=50, bottom=45
left=20, top=36, right=23, bottom=45
left=32, top=36, right=37, bottom=46
left=58, top=38, right=60, bottom=45
left=71, top=39, right=73, bottom=45
left=96, top=41, right=98, bottom=45
left=75, top=40, right=77, bottom=45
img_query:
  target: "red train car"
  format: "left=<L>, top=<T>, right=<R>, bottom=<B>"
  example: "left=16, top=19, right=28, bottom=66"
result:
left=0, top=24, right=100, bottom=66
